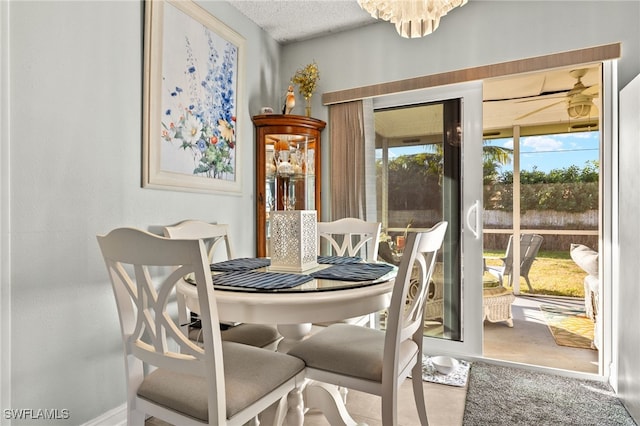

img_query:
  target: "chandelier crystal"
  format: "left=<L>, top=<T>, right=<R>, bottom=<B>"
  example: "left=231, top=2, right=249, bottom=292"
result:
left=358, top=0, right=467, bottom=38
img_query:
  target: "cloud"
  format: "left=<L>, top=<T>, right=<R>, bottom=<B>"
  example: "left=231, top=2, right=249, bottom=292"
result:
left=557, top=132, right=594, bottom=140
left=521, top=135, right=563, bottom=152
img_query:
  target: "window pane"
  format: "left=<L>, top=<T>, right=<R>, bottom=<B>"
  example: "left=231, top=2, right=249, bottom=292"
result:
left=374, top=101, right=462, bottom=342
left=483, top=137, right=514, bottom=254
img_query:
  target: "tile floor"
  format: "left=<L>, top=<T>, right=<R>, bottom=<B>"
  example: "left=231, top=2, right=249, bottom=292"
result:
left=146, top=379, right=466, bottom=426
left=302, top=380, right=466, bottom=426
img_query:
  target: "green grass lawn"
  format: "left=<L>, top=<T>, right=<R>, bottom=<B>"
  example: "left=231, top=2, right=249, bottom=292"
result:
left=483, top=250, right=585, bottom=297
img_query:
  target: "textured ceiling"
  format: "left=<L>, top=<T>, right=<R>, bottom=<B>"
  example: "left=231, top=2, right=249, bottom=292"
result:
left=226, top=0, right=376, bottom=44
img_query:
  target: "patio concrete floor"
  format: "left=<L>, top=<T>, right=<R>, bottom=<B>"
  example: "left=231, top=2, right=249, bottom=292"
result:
left=484, top=294, right=598, bottom=374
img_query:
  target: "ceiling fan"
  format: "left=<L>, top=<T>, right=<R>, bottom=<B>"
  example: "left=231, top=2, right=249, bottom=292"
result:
left=515, top=68, right=600, bottom=121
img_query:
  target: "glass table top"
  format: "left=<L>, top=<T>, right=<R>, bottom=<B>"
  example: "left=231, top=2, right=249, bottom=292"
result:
left=186, top=258, right=397, bottom=293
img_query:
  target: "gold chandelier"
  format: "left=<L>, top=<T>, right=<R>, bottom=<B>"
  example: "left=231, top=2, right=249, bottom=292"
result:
left=358, top=0, right=467, bottom=38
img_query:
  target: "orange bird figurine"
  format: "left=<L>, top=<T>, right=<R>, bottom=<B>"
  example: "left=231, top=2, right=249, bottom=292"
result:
left=283, top=85, right=295, bottom=114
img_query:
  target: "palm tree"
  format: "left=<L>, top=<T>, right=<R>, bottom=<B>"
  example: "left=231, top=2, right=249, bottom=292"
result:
left=482, top=142, right=513, bottom=184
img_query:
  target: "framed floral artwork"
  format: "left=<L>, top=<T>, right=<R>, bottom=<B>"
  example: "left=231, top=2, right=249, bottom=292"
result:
left=143, top=0, right=245, bottom=193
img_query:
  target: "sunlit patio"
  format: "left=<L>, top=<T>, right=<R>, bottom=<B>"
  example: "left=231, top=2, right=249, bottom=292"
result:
left=483, top=294, right=598, bottom=374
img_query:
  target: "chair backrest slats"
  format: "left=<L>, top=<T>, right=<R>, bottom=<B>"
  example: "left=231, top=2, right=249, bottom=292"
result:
left=163, top=220, right=238, bottom=340
left=97, top=227, right=226, bottom=424
left=383, top=222, right=448, bottom=372
left=317, top=218, right=381, bottom=262
left=502, top=233, right=543, bottom=275
left=163, top=220, right=234, bottom=263
left=521, top=234, right=543, bottom=273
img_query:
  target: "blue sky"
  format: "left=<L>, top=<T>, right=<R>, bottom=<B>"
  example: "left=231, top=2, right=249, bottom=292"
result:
left=489, top=131, right=600, bottom=173
left=378, top=131, right=600, bottom=174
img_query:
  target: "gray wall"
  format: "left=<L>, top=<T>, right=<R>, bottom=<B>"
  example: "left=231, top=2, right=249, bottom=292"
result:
left=2, top=0, right=639, bottom=424
left=3, top=1, right=280, bottom=423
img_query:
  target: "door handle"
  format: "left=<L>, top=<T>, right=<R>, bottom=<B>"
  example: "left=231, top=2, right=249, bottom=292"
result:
left=466, top=200, right=481, bottom=240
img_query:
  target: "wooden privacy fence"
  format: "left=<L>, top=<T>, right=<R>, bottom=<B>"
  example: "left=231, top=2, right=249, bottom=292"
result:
left=483, top=210, right=598, bottom=251
left=383, top=209, right=599, bottom=252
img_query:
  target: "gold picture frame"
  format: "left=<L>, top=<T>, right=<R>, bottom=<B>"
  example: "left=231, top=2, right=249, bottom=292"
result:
left=143, top=0, right=245, bottom=193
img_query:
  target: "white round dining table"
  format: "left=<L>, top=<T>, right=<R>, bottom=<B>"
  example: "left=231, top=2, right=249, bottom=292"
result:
left=180, top=265, right=397, bottom=349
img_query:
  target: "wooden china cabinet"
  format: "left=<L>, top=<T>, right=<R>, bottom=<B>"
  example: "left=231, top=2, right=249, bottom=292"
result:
left=253, top=114, right=326, bottom=257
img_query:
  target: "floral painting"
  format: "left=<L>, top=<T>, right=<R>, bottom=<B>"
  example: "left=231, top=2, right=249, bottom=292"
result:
left=143, top=0, right=245, bottom=193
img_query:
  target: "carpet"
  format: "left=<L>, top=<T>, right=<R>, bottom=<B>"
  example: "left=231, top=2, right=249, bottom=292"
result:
left=419, top=355, right=470, bottom=387
left=540, top=304, right=595, bottom=349
left=463, top=362, right=636, bottom=425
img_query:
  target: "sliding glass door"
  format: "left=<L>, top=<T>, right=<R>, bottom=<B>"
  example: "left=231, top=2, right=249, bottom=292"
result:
left=372, top=82, right=484, bottom=356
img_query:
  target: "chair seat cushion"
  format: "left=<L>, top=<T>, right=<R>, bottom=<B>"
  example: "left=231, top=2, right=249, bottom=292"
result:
left=483, top=285, right=513, bottom=298
left=137, top=341, right=304, bottom=421
left=288, top=323, right=418, bottom=382
left=222, top=323, right=280, bottom=348
left=189, top=323, right=280, bottom=348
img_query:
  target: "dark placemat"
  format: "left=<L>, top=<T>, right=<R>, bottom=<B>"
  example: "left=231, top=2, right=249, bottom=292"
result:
left=210, top=257, right=271, bottom=272
left=317, top=255, right=363, bottom=265
left=310, top=263, right=394, bottom=281
left=212, top=271, right=312, bottom=290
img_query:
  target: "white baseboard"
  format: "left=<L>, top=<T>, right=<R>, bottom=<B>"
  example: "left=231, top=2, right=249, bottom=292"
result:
left=81, top=403, right=126, bottom=426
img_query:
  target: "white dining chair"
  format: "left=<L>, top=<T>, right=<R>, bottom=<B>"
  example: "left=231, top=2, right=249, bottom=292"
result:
left=289, top=221, right=448, bottom=426
left=97, top=227, right=305, bottom=426
left=163, top=220, right=280, bottom=349
left=317, top=217, right=382, bottom=262
left=316, top=218, right=382, bottom=328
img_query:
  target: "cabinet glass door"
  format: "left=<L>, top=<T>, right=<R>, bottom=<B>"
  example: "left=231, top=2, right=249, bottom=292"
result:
left=265, top=134, right=317, bottom=256
left=254, top=114, right=324, bottom=258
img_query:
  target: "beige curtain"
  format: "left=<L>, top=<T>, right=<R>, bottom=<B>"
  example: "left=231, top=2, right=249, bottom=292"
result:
left=328, top=99, right=374, bottom=221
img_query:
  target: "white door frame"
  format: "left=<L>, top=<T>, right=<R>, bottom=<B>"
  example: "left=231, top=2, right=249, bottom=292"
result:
left=602, top=59, right=618, bottom=383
